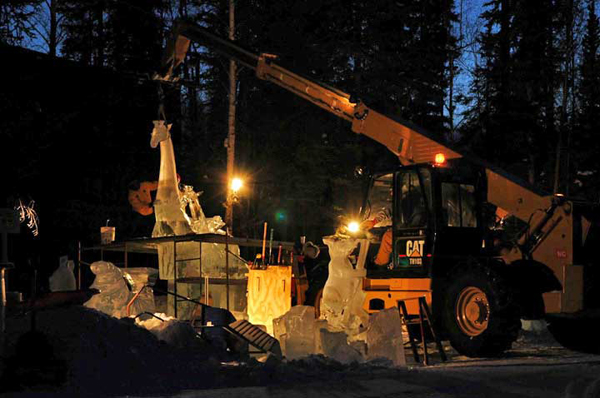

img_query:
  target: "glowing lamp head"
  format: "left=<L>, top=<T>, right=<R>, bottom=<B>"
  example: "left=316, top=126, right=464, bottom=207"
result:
left=553, top=193, right=566, bottom=205
left=347, top=221, right=360, bottom=233
left=434, top=153, right=446, bottom=165
left=231, top=177, right=243, bottom=193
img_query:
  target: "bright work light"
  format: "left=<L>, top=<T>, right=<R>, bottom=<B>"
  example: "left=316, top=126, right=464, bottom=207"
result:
left=231, top=177, right=243, bottom=193
left=347, top=221, right=360, bottom=233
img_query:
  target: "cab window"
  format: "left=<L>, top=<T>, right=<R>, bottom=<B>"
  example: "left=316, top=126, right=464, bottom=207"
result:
left=441, top=183, right=477, bottom=227
left=396, top=169, right=431, bottom=229
left=364, top=173, right=393, bottom=226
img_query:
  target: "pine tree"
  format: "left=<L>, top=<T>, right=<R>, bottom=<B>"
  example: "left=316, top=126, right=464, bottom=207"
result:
left=0, top=0, right=39, bottom=46
left=105, top=0, right=166, bottom=73
left=574, top=0, right=600, bottom=198
left=410, top=0, right=458, bottom=134
left=512, top=0, right=559, bottom=185
left=59, top=0, right=166, bottom=71
left=25, top=0, right=65, bottom=56
left=461, top=0, right=559, bottom=186
left=58, top=0, right=108, bottom=66
left=579, top=0, right=600, bottom=120
left=460, top=0, right=515, bottom=167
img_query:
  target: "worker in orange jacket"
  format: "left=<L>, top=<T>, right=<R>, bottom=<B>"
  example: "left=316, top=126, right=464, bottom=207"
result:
left=361, top=207, right=393, bottom=267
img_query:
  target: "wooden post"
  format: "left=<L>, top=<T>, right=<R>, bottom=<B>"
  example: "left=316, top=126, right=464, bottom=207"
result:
left=225, top=0, right=237, bottom=231
left=225, top=229, right=230, bottom=311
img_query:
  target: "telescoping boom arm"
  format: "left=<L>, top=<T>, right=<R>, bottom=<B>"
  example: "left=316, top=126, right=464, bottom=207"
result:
left=156, top=21, right=584, bottom=314
left=155, top=20, right=462, bottom=166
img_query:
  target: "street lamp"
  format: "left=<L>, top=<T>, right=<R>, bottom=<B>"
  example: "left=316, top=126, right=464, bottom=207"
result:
left=231, top=177, right=243, bottom=194
left=225, top=177, right=244, bottom=229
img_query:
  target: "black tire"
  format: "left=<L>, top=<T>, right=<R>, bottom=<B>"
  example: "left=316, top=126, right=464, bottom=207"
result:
left=442, top=266, right=521, bottom=357
left=546, top=314, right=600, bottom=354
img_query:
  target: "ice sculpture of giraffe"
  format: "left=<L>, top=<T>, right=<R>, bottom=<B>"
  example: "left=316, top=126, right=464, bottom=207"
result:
left=149, top=121, right=247, bottom=318
left=150, top=120, right=193, bottom=237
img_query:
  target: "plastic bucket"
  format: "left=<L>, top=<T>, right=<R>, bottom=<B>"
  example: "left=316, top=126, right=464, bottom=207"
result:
left=100, top=226, right=116, bottom=245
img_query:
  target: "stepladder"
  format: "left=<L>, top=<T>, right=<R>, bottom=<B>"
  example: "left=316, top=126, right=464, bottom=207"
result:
left=398, top=296, right=447, bottom=365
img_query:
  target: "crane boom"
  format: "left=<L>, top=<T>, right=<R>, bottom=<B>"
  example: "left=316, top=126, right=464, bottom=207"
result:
left=156, top=20, right=585, bottom=314
left=155, top=20, right=462, bottom=165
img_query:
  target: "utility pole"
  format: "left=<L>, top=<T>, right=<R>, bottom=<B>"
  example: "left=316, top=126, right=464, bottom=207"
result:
left=225, top=0, right=237, bottom=232
left=555, top=0, right=574, bottom=195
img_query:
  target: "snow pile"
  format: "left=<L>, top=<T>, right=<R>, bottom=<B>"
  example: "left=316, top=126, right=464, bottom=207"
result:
left=517, top=320, right=560, bottom=347
left=135, top=312, right=174, bottom=329
left=153, top=320, right=200, bottom=349
left=1, top=307, right=410, bottom=394
left=247, top=354, right=403, bottom=387
left=135, top=314, right=207, bottom=350
left=2, top=307, right=219, bottom=394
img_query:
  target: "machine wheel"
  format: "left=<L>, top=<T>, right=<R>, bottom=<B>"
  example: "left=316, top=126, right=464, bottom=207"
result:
left=546, top=313, right=600, bottom=354
left=442, top=268, right=521, bottom=357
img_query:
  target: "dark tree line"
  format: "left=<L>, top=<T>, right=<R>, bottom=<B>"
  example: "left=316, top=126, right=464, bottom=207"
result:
left=460, top=0, right=559, bottom=185
left=3, top=0, right=600, bottom=253
left=575, top=0, right=600, bottom=199
left=176, top=0, right=457, bottom=240
left=460, top=0, right=600, bottom=200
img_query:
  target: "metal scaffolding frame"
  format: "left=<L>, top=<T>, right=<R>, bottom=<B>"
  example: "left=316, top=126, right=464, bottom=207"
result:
left=79, top=233, right=295, bottom=316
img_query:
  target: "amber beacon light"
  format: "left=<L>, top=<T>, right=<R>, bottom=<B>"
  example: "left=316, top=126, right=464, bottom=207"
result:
left=434, top=153, right=446, bottom=165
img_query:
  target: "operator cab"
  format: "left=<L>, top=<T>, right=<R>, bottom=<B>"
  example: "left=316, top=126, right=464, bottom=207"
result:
left=362, top=159, right=486, bottom=279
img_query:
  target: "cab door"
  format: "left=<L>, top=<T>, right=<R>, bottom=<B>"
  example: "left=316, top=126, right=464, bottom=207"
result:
left=362, top=168, right=433, bottom=313
left=433, top=180, right=484, bottom=257
left=392, top=167, right=433, bottom=278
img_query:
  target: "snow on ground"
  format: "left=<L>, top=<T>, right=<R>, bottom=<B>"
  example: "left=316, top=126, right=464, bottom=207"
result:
left=135, top=341, right=600, bottom=398
left=0, top=307, right=222, bottom=395
left=1, top=307, right=600, bottom=397
left=0, top=306, right=406, bottom=396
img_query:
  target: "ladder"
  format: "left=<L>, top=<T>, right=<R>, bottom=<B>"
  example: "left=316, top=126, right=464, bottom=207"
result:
left=398, top=296, right=447, bottom=365
left=224, top=320, right=282, bottom=358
